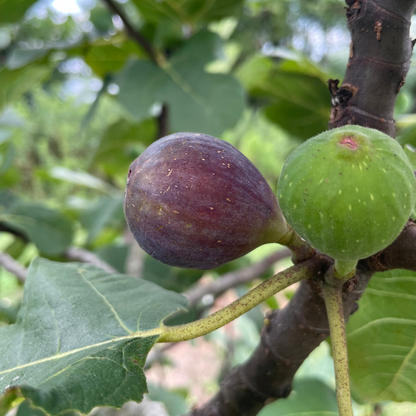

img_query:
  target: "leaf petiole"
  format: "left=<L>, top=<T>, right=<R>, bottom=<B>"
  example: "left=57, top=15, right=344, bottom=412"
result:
left=137, top=261, right=314, bottom=343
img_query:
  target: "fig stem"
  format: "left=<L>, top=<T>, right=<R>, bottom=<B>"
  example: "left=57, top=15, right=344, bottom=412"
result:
left=334, top=260, right=357, bottom=279
left=322, top=283, right=354, bottom=416
left=135, top=261, right=312, bottom=343
left=278, top=226, right=315, bottom=263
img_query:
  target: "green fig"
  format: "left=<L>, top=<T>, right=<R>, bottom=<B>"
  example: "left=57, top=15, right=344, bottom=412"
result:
left=124, top=132, right=290, bottom=270
left=277, top=125, right=416, bottom=277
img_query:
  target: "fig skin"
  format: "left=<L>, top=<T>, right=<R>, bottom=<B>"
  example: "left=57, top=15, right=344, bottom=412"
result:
left=124, top=132, right=289, bottom=269
left=277, top=125, right=416, bottom=274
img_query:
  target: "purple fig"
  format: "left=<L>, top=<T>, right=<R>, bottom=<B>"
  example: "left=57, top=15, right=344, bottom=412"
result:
left=124, top=132, right=289, bottom=269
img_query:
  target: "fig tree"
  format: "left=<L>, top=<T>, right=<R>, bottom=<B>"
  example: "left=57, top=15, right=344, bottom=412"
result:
left=124, top=132, right=290, bottom=269
left=277, top=125, right=416, bottom=277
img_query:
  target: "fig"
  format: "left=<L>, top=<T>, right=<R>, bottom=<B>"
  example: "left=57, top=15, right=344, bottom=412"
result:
left=124, top=132, right=290, bottom=269
left=277, top=125, right=416, bottom=277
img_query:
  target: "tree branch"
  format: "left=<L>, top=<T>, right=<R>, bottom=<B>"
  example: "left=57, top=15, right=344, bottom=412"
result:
left=0, top=252, right=27, bottom=283
left=157, top=103, right=169, bottom=139
left=184, top=249, right=291, bottom=308
left=363, top=220, right=416, bottom=272
left=64, top=247, right=118, bottom=273
left=189, top=253, right=372, bottom=416
left=328, top=0, right=416, bottom=136
left=190, top=1, right=416, bottom=414
left=0, top=247, right=118, bottom=283
left=101, top=0, right=158, bottom=64
left=101, top=0, right=170, bottom=140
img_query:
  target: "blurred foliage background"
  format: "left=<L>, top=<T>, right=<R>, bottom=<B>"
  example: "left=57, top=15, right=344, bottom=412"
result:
left=1, top=0, right=416, bottom=415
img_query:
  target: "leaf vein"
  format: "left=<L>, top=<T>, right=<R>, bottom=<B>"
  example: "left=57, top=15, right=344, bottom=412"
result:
left=77, top=269, right=133, bottom=335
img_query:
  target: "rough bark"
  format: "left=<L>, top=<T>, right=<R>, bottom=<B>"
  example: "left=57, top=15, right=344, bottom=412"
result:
left=190, top=1, right=416, bottom=414
left=188, top=241, right=407, bottom=416
left=328, top=0, right=416, bottom=136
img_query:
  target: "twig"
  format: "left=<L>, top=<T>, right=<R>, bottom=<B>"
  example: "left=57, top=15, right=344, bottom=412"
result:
left=184, top=249, right=291, bottom=308
left=364, top=220, right=416, bottom=272
left=0, top=247, right=117, bottom=283
left=64, top=247, right=117, bottom=273
left=0, top=252, right=27, bottom=283
left=101, top=0, right=158, bottom=63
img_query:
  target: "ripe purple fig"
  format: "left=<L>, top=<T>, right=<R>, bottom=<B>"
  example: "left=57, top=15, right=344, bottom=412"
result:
left=124, top=132, right=289, bottom=269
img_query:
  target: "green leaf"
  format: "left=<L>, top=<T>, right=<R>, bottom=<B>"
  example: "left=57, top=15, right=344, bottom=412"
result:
left=0, top=298, right=19, bottom=324
left=0, top=64, right=50, bottom=112
left=117, top=32, right=244, bottom=137
left=0, top=202, right=74, bottom=255
left=84, top=41, right=144, bottom=78
left=6, top=49, right=49, bottom=70
left=0, top=258, right=188, bottom=415
left=403, top=145, right=416, bottom=171
left=397, top=124, right=416, bottom=147
left=0, top=190, right=19, bottom=212
left=80, top=195, right=124, bottom=244
left=131, top=0, right=243, bottom=24
left=0, top=0, right=37, bottom=23
left=95, top=244, right=130, bottom=273
left=237, top=56, right=330, bottom=139
left=264, top=98, right=329, bottom=140
left=48, top=167, right=116, bottom=194
left=0, top=141, right=14, bottom=176
left=258, top=378, right=338, bottom=415
left=94, top=118, right=156, bottom=176
left=16, top=401, right=48, bottom=416
left=142, top=256, right=203, bottom=293
left=0, top=386, right=21, bottom=416
left=147, top=384, right=189, bottom=416
left=89, top=6, right=114, bottom=33
left=347, top=269, right=416, bottom=403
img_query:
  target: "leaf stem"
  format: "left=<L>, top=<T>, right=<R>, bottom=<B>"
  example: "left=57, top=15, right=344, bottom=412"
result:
left=138, top=262, right=312, bottom=343
left=322, top=283, right=354, bottom=416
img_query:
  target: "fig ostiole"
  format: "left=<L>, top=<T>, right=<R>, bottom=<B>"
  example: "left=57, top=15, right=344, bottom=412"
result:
left=124, top=132, right=290, bottom=270
left=277, top=125, right=416, bottom=278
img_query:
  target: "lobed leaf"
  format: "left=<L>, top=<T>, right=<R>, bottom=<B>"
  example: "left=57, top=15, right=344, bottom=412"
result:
left=0, top=258, right=188, bottom=415
left=237, top=56, right=330, bottom=139
left=117, top=32, right=244, bottom=137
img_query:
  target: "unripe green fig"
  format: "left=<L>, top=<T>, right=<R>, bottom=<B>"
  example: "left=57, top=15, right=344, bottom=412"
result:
left=124, top=132, right=290, bottom=270
left=277, top=125, right=416, bottom=277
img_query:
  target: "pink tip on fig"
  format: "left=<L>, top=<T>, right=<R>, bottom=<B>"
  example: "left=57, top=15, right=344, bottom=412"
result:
left=339, top=136, right=358, bottom=150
